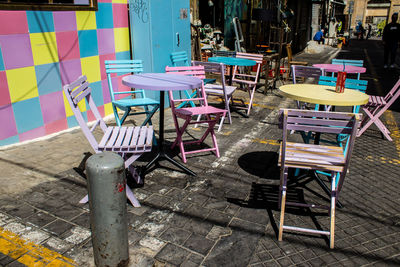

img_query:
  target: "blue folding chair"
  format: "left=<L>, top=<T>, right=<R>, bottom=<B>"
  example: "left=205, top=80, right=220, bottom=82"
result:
left=331, top=59, right=364, bottom=80
left=105, top=60, right=159, bottom=127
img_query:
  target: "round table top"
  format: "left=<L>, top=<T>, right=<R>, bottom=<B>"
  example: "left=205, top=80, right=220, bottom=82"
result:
left=313, top=64, right=366, bottom=74
left=279, top=84, right=369, bottom=106
left=208, top=56, right=256, bottom=66
left=122, top=73, right=202, bottom=91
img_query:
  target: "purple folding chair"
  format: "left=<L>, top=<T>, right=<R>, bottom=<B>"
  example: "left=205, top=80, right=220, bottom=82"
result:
left=63, top=75, right=153, bottom=207
left=357, top=77, right=400, bottom=141
left=278, top=109, right=360, bottom=248
left=192, top=61, right=237, bottom=132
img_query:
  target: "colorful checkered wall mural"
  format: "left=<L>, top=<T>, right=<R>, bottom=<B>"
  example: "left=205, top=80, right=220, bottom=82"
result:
left=0, top=0, right=132, bottom=146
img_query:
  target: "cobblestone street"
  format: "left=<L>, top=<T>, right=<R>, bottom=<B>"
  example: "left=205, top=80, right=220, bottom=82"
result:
left=1, top=40, right=400, bottom=266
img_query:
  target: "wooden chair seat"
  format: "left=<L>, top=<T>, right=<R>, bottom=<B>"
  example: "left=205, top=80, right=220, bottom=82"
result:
left=99, top=126, right=153, bottom=152
left=279, top=142, right=345, bottom=173
left=204, top=84, right=236, bottom=96
left=175, top=106, right=226, bottom=117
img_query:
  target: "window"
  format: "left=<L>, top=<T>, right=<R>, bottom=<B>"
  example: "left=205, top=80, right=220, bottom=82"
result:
left=0, top=0, right=97, bottom=11
left=365, top=16, right=373, bottom=24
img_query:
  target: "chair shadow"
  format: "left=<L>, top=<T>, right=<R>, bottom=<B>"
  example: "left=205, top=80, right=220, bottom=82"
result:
left=232, top=151, right=331, bottom=244
left=237, top=151, right=280, bottom=180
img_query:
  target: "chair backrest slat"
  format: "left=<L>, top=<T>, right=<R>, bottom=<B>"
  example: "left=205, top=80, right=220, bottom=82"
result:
left=213, top=50, right=236, bottom=57
left=165, top=66, right=207, bottom=108
left=171, top=51, right=189, bottom=67
left=63, top=75, right=108, bottom=152
left=105, top=60, right=146, bottom=101
left=236, top=52, right=264, bottom=64
left=292, top=66, right=324, bottom=84
left=384, top=76, right=400, bottom=101
left=318, top=76, right=368, bottom=92
left=165, top=66, right=206, bottom=79
left=332, top=59, right=364, bottom=67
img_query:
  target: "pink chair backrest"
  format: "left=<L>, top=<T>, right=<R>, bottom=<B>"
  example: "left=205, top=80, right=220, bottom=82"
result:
left=165, top=66, right=206, bottom=80
left=384, top=76, right=400, bottom=103
left=165, top=66, right=208, bottom=108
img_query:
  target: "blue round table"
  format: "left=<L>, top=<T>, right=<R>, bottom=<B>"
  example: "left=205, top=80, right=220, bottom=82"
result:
left=208, top=56, right=256, bottom=85
left=208, top=56, right=256, bottom=66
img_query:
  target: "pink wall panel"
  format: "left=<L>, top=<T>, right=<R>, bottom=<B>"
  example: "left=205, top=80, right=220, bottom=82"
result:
left=0, top=11, right=29, bottom=35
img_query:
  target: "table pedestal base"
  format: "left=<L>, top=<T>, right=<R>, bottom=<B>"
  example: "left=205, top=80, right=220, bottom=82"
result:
left=144, top=150, right=196, bottom=176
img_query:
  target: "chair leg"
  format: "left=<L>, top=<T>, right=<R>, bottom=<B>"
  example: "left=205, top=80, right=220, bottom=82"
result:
left=246, top=86, right=257, bottom=116
left=119, top=108, right=131, bottom=126
left=330, top=172, right=337, bottom=249
left=113, top=105, right=123, bottom=126
left=278, top=167, right=288, bottom=241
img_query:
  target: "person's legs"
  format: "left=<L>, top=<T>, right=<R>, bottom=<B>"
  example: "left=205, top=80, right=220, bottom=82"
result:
left=384, top=44, right=390, bottom=66
left=390, top=43, right=398, bottom=66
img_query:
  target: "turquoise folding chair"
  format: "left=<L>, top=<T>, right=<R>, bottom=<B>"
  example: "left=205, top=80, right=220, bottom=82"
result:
left=308, top=76, right=367, bottom=179
left=317, top=76, right=367, bottom=113
left=331, top=59, right=364, bottom=80
left=105, top=60, right=159, bottom=127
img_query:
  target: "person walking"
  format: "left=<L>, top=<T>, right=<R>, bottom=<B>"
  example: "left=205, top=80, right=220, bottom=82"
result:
left=383, top=13, right=400, bottom=68
left=313, top=28, right=325, bottom=44
left=366, top=24, right=372, bottom=40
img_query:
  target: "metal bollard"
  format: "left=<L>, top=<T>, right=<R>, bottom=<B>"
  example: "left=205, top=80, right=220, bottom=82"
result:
left=86, top=152, right=129, bottom=267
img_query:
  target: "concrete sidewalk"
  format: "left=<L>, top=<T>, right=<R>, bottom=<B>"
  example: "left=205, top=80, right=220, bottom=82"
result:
left=1, top=42, right=400, bottom=267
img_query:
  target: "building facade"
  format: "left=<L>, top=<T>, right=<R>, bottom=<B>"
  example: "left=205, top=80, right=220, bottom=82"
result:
left=0, top=1, right=131, bottom=146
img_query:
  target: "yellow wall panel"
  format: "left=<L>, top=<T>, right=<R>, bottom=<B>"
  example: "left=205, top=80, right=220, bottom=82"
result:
left=114, top=27, right=130, bottom=53
left=7, top=66, right=39, bottom=103
left=76, top=11, right=97, bottom=31
left=30, top=32, right=59, bottom=65
left=81, top=56, right=101, bottom=83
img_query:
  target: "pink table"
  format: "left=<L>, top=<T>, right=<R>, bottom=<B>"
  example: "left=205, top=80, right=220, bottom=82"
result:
left=313, top=64, right=366, bottom=74
left=122, top=73, right=202, bottom=176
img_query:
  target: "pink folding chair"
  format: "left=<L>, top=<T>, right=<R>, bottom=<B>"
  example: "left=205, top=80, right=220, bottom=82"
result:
left=357, top=77, right=400, bottom=141
left=231, top=52, right=263, bottom=116
left=165, top=66, right=226, bottom=163
left=63, top=75, right=153, bottom=207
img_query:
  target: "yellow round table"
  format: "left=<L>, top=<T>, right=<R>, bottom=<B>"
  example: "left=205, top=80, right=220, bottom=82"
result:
left=279, top=84, right=369, bottom=106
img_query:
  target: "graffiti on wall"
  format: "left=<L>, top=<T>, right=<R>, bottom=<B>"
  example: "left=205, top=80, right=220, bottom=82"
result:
left=131, top=0, right=149, bottom=23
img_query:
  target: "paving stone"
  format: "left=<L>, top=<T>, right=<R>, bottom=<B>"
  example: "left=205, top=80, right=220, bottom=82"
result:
left=5, top=204, right=37, bottom=220
left=71, top=212, right=90, bottom=229
left=206, top=210, right=232, bottom=227
left=26, top=212, right=56, bottom=228
left=183, top=219, right=214, bottom=236
left=155, top=243, right=191, bottom=266
left=43, top=219, right=74, bottom=237
left=183, top=234, right=215, bottom=255
left=159, top=227, right=191, bottom=245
